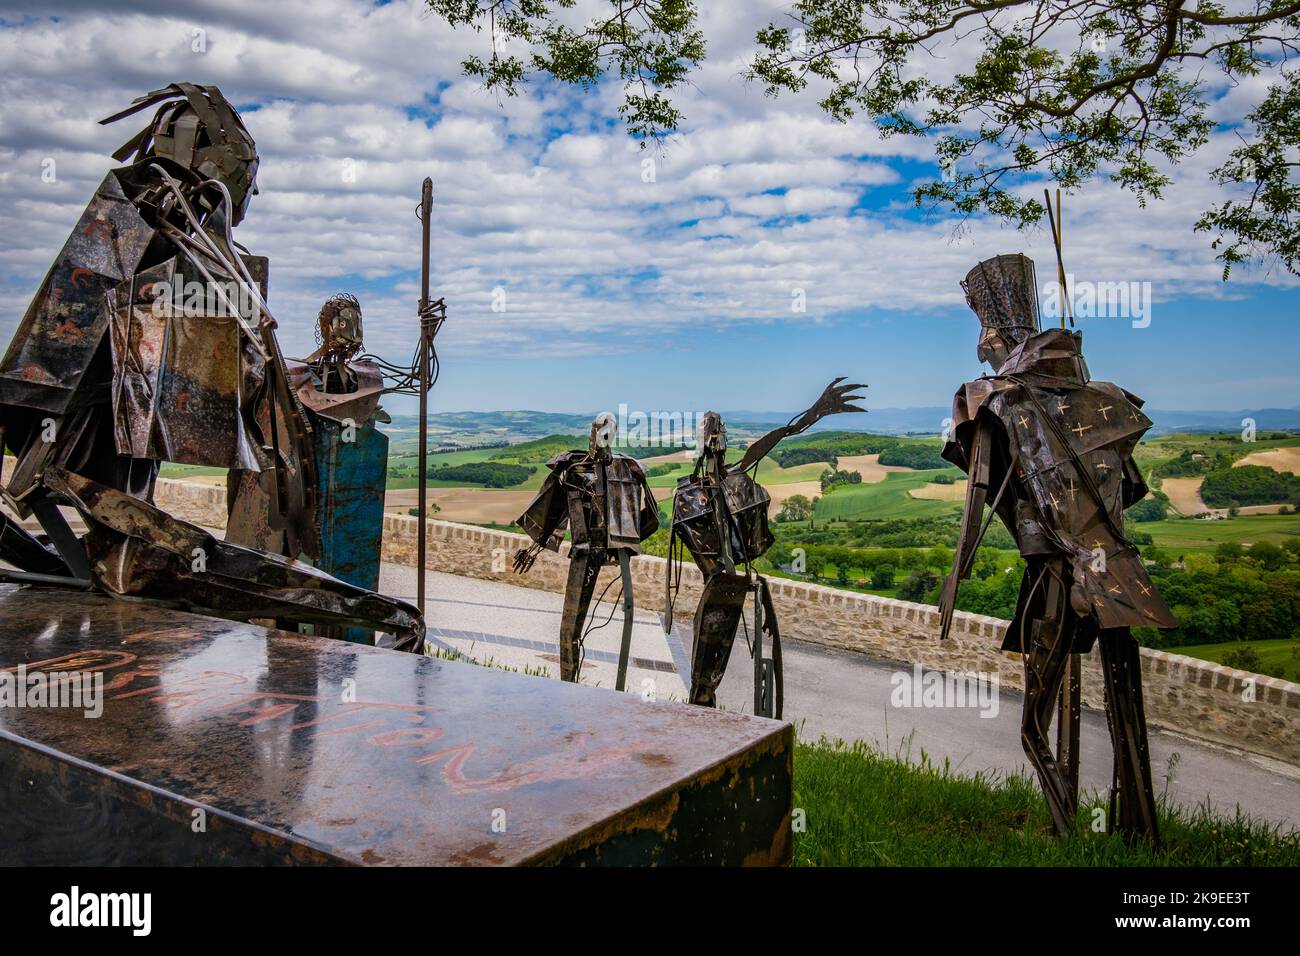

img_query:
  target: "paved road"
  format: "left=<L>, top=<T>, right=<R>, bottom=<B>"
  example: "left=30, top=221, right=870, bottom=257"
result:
left=398, top=564, right=1300, bottom=829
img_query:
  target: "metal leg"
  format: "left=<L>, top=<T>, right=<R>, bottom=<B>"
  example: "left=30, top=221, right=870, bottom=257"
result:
left=558, top=545, right=604, bottom=683
left=1019, top=566, right=1078, bottom=835
left=1056, top=651, right=1082, bottom=818
left=1097, top=627, right=1160, bottom=846
left=615, top=549, right=634, bottom=692
left=30, top=497, right=91, bottom=581
left=688, top=573, right=748, bottom=708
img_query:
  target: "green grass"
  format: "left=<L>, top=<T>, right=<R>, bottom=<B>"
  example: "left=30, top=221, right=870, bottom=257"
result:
left=813, top=469, right=964, bottom=521
left=792, top=737, right=1300, bottom=866
left=1169, top=640, right=1300, bottom=682
left=157, top=463, right=227, bottom=479
left=1141, top=512, right=1300, bottom=552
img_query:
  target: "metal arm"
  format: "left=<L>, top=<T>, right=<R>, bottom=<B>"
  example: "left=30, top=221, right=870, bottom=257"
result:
left=939, top=416, right=1005, bottom=640
left=734, top=378, right=866, bottom=473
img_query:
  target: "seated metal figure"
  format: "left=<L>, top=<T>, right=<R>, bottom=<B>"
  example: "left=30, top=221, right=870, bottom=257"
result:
left=512, top=414, right=659, bottom=689
left=939, top=253, right=1176, bottom=845
left=665, top=379, right=865, bottom=716
left=0, top=84, right=422, bottom=650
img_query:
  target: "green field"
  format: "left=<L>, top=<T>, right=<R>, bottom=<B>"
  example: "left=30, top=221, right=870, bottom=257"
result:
left=1139, top=513, right=1300, bottom=552
left=812, top=469, right=964, bottom=521
left=1169, top=640, right=1300, bottom=682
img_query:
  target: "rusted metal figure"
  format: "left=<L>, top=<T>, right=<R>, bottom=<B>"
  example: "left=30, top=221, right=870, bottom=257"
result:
left=0, top=83, right=422, bottom=650
left=513, top=414, right=659, bottom=689
left=665, top=379, right=866, bottom=716
left=939, top=253, right=1176, bottom=845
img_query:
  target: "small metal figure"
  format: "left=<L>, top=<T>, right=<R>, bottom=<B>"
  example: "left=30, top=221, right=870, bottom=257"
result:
left=665, top=379, right=866, bottom=716
left=939, top=253, right=1176, bottom=844
left=0, top=84, right=423, bottom=650
left=513, top=414, right=660, bottom=689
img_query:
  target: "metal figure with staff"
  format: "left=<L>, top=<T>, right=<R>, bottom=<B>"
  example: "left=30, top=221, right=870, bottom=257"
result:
left=938, top=245, right=1176, bottom=845
left=664, top=379, right=866, bottom=717
left=512, top=414, right=660, bottom=689
left=0, top=83, right=425, bottom=649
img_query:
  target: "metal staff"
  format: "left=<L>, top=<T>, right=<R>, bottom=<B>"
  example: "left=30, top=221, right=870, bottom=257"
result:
left=417, top=177, right=433, bottom=619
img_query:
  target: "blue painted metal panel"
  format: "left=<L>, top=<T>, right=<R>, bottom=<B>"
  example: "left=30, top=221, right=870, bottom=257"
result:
left=313, top=417, right=389, bottom=642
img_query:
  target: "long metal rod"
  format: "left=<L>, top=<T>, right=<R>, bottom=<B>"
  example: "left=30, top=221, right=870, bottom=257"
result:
left=417, top=177, right=433, bottom=619
left=753, top=579, right=765, bottom=716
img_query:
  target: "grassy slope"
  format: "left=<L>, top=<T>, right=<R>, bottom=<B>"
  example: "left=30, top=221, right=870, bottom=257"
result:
left=793, top=738, right=1299, bottom=866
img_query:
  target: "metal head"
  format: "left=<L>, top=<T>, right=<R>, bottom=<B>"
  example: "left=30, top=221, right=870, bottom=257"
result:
left=589, top=413, right=616, bottom=458
left=696, top=411, right=727, bottom=457
left=962, top=254, right=1040, bottom=371
left=318, top=293, right=364, bottom=360
left=100, top=83, right=259, bottom=225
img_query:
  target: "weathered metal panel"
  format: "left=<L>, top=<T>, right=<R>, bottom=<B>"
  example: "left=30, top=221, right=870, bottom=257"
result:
left=313, top=418, right=387, bottom=593
left=0, top=171, right=155, bottom=414
left=0, top=585, right=792, bottom=866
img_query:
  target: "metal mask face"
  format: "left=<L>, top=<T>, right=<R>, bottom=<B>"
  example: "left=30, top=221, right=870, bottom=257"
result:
left=589, top=413, right=616, bottom=457
left=962, top=254, right=1040, bottom=371
left=697, top=412, right=727, bottom=457
left=318, top=294, right=364, bottom=359
left=101, top=83, right=260, bottom=226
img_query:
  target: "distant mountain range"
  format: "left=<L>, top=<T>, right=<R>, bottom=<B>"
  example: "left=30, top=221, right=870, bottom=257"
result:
left=385, top=405, right=1300, bottom=446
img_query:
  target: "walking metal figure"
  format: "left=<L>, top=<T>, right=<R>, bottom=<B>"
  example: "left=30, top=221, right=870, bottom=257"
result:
left=938, top=253, right=1176, bottom=844
left=665, top=379, right=866, bottom=717
left=513, top=414, right=660, bottom=689
left=0, top=83, right=424, bottom=649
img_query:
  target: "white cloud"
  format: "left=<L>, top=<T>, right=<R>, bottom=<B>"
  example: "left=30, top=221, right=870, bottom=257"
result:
left=0, top=0, right=1292, bottom=392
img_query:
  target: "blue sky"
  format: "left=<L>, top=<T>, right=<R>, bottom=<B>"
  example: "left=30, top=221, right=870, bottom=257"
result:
left=1, top=1, right=1296, bottom=421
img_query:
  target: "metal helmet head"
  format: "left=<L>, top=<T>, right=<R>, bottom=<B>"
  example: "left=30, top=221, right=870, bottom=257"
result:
left=318, top=293, right=365, bottom=360
left=100, top=83, right=259, bottom=225
left=962, top=254, right=1040, bottom=371
left=696, top=411, right=727, bottom=457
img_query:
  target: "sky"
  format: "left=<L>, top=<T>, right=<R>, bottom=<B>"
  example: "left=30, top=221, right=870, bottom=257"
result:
left=0, top=0, right=1296, bottom=423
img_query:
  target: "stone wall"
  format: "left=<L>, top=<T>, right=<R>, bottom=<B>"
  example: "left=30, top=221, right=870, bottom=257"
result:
left=150, top=480, right=1300, bottom=767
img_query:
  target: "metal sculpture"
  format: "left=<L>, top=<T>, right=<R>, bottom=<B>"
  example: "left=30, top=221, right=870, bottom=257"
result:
left=664, top=379, right=866, bottom=717
left=0, top=83, right=424, bottom=650
left=938, top=253, right=1176, bottom=845
left=513, top=414, right=660, bottom=689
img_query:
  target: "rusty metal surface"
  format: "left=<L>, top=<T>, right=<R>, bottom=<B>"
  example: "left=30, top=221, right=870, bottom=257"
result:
left=0, top=584, right=792, bottom=866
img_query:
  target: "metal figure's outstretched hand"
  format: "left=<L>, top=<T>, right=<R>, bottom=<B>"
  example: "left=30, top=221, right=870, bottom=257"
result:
left=806, top=377, right=868, bottom=422
left=735, top=377, right=868, bottom=473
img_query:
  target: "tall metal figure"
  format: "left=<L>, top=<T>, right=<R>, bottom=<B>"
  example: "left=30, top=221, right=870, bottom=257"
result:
left=938, top=253, right=1176, bottom=844
left=0, top=83, right=423, bottom=649
left=513, top=414, right=659, bottom=689
left=665, top=379, right=866, bottom=716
